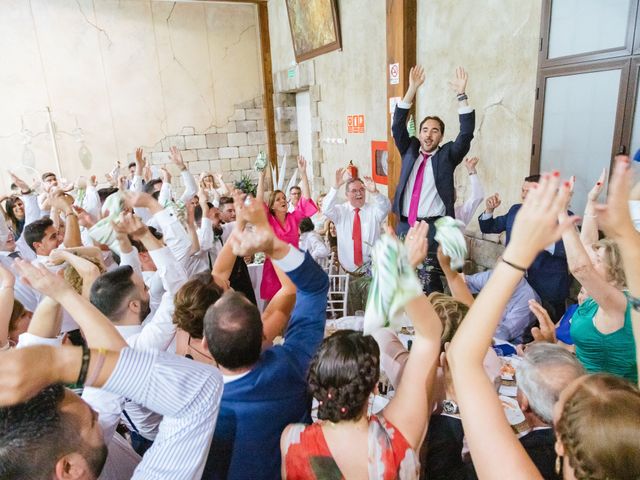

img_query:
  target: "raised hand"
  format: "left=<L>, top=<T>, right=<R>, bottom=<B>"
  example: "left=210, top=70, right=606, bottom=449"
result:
left=113, top=212, right=148, bottom=240
left=239, top=195, right=269, bottom=229
left=297, top=155, right=307, bottom=174
left=594, top=155, right=636, bottom=239
left=528, top=300, right=557, bottom=344
left=334, top=167, right=348, bottom=189
left=464, top=157, right=479, bottom=174
left=408, top=65, right=425, bottom=90
left=448, top=66, right=468, bottom=95
left=229, top=227, right=274, bottom=258
left=484, top=193, right=501, bottom=214
left=121, top=190, right=156, bottom=210
left=437, top=245, right=452, bottom=273
left=135, top=147, right=146, bottom=169
left=9, top=172, right=30, bottom=193
left=72, top=205, right=95, bottom=228
left=90, top=175, right=98, bottom=187
left=14, top=259, right=71, bottom=299
left=505, top=172, right=577, bottom=266
left=587, top=168, right=606, bottom=202
left=404, top=221, right=429, bottom=268
left=169, top=146, right=186, bottom=170
left=363, top=176, right=378, bottom=193
left=160, top=167, right=172, bottom=183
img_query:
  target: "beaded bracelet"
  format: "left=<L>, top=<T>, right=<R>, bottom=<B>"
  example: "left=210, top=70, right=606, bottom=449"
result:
left=75, top=343, right=91, bottom=388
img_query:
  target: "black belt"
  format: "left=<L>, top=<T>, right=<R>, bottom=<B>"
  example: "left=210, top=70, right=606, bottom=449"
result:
left=400, top=215, right=442, bottom=223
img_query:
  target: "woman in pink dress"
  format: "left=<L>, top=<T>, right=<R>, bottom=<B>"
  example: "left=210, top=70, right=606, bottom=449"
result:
left=257, top=156, right=317, bottom=301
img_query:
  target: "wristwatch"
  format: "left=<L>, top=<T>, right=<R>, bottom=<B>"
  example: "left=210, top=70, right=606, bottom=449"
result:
left=442, top=399, right=459, bottom=415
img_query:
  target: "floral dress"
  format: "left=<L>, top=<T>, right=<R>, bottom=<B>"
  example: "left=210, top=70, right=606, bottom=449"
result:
left=282, top=415, right=420, bottom=479
left=260, top=197, right=317, bottom=300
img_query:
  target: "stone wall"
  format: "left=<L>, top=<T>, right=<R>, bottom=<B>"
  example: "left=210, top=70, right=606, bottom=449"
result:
left=125, top=96, right=268, bottom=191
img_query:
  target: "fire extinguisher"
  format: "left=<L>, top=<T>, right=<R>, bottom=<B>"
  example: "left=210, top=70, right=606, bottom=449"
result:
left=346, top=160, right=358, bottom=179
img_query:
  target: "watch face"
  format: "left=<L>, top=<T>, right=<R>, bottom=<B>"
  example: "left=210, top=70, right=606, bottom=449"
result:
left=442, top=400, right=458, bottom=414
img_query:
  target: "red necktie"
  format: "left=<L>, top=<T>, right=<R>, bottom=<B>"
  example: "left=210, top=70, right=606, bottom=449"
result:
left=408, top=153, right=430, bottom=226
left=353, top=207, right=363, bottom=267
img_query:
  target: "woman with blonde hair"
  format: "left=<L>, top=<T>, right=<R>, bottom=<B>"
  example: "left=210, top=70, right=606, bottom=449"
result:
left=447, top=170, right=640, bottom=480
left=557, top=172, right=636, bottom=382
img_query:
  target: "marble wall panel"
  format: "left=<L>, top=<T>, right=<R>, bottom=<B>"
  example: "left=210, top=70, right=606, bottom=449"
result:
left=0, top=0, right=263, bottom=190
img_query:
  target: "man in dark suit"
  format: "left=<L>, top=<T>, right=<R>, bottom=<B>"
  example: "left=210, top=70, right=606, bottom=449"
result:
left=478, top=175, right=570, bottom=321
left=392, top=65, right=475, bottom=292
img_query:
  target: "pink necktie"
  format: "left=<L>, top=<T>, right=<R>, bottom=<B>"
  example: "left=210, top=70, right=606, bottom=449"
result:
left=408, top=153, right=430, bottom=226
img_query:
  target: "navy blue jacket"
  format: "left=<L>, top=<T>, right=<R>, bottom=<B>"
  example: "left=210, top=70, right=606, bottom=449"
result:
left=478, top=204, right=570, bottom=304
left=202, top=252, right=329, bottom=480
left=391, top=105, right=475, bottom=233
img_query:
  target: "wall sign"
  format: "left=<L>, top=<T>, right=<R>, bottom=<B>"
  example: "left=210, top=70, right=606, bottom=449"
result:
left=347, top=114, right=365, bottom=134
left=389, top=63, right=400, bottom=85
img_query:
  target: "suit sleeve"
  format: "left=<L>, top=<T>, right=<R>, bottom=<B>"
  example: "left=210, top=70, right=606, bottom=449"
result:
left=280, top=252, right=329, bottom=371
left=392, top=106, right=412, bottom=155
left=478, top=212, right=508, bottom=234
left=448, top=110, right=475, bottom=166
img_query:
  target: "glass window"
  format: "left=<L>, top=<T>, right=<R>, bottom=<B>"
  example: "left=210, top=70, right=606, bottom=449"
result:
left=548, top=0, right=631, bottom=59
left=540, top=69, right=622, bottom=212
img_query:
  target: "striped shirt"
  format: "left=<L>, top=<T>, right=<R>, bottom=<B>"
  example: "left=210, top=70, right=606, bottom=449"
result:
left=104, top=347, right=223, bottom=479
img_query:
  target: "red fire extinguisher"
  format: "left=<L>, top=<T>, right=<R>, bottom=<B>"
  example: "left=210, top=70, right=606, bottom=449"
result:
left=346, top=160, right=358, bottom=179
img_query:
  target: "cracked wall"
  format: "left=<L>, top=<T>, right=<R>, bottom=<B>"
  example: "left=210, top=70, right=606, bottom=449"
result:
left=0, top=0, right=263, bottom=189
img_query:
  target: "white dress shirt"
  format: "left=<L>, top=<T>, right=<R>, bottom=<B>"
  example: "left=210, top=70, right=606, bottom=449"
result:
left=455, top=173, right=485, bottom=226
left=102, top=348, right=223, bottom=479
left=299, top=231, right=330, bottom=261
left=82, top=245, right=188, bottom=442
left=322, top=187, right=391, bottom=272
left=398, top=100, right=474, bottom=219
left=401, top=147, right=446, bottom=218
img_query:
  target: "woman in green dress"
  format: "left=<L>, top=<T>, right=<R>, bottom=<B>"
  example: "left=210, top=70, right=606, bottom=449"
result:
left=558, top=175, right=636, bottom=383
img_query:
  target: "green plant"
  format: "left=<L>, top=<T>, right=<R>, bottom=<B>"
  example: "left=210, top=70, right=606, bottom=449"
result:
left=234, top=172, right=258, bottom=197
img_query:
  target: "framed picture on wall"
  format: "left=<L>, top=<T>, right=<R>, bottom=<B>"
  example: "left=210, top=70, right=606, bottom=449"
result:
left=285, top=0, right=342, bottom=63
left=371, top=141, right=388, bottom=185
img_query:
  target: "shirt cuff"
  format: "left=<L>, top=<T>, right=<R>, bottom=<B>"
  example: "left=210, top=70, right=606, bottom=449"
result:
left=272, top=246, right=305, bottom=272
left=458, top=106, right=473, bottom=115
left=397, top=101, right=412, bottom=109
left=16, top=332, right=64, bottom=349
left=480, top=212, right=493, bottom=220
left=119, top=247, right=139, bottom=264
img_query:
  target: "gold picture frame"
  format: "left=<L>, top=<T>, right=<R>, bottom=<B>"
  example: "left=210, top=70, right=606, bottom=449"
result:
left=285, top=0, right=342, bottom=63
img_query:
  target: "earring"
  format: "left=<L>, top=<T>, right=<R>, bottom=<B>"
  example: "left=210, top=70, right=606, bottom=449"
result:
left=555, top=456, right=562, bottom=475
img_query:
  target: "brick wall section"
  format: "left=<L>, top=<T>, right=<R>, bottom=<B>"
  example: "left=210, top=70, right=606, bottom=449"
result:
left=128, top=96, right=268, bottom=192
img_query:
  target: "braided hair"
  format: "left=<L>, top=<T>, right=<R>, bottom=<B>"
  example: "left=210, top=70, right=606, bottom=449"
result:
left=556, top=374, right=640, bottom=479
left=308, top=330, right=380, bottom=422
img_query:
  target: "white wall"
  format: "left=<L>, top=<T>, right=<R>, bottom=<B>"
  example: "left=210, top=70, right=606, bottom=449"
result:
left=0, top=0, right=263, bottom=188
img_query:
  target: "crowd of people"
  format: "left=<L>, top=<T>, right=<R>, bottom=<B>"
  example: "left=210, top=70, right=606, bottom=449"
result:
left=0, top=64, right=638, bottom=480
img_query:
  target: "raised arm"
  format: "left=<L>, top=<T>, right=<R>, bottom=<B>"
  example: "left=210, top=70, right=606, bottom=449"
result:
left=50, top=191, right=82, bottom=248
left=560, top=212, right=626, bottom=315
left=437, top=246, right=474, bottom=306
left=257, top=168, right=267, bottom=203
left=363, top=176, right=391, bottom=222
left=383, top=221, right=443, bottom=450
left=0, top=264, right=15, bottom=349
left=594, top=155, right=640, bottom=384
left=321, top=168, right=346, bottom=222
left=447, top=173, right=575, bottom=479
left=392, top=65, right=424, bottom=154
left=14, top=259, right=127, bottom=350
left=297, top=156, right=311, bottom=199
left=580, top=168, right=606, bottom=251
